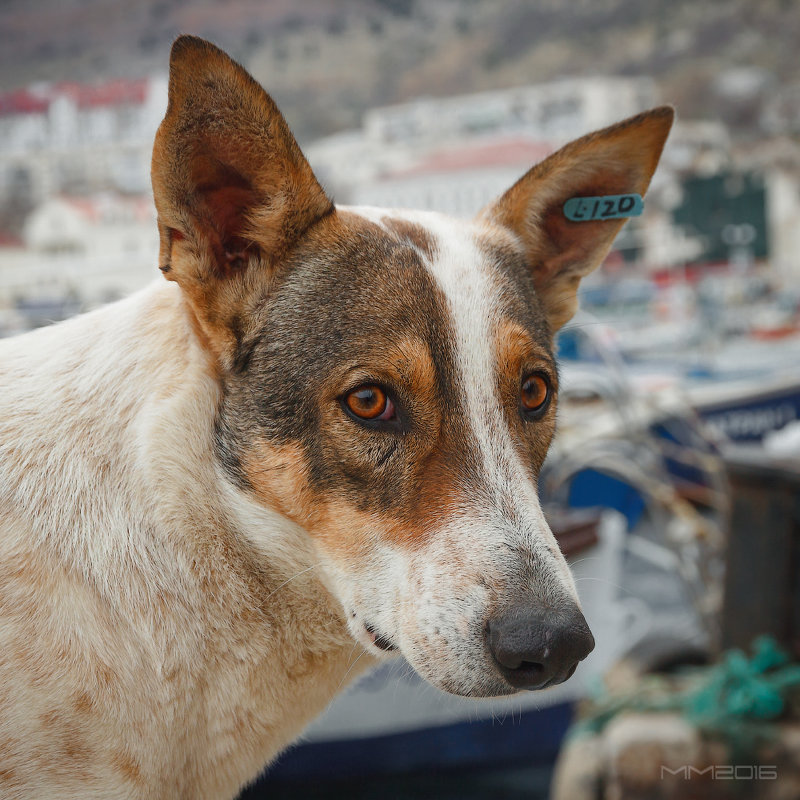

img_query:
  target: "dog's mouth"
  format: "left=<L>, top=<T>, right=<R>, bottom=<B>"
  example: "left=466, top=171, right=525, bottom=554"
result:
left=364, top=621, right=397, bottom=652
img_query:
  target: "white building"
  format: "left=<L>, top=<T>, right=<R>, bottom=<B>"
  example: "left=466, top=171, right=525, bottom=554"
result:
left=0, top=76, right=168, bottom=205
left=353, top=137, right=553, bottom=216
left=307, top=75, right=660, bottom=209
left=0, top=194, right=159, bottom=307
left=363, top=76, right=659, bottom=148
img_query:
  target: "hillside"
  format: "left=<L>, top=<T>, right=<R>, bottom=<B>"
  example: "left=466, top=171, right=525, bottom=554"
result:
left=1, top=0, right=798, bottom=141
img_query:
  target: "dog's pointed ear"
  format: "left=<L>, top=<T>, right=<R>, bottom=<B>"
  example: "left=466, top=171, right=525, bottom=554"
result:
left=479, top=107, right=674, bottom=332
left=151, top=36, right=332, bottom=361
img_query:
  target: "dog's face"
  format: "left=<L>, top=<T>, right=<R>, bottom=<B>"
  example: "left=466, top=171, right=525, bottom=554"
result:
left=216, top=209, right=569, bottom=697
left=152, top=37, right=672, bottom=697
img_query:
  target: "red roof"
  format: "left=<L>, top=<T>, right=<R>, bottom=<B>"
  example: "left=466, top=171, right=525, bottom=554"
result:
left=0, top=78, right=148, bottom=117
left=55, top=195, right=156, bottom=224
left=0, top=88, right=50, bottom=116
left=388, top=138, right=554, bottom=178
left=0, top=232, right=23, bottom=247
left=56, top=79, right=147, bottom=109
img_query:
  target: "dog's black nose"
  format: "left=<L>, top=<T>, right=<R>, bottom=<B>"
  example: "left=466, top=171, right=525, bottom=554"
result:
left=486, top=603, right=594, bottom=690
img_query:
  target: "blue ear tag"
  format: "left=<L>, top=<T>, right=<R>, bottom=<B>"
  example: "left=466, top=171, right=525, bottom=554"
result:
left=563, top=193, right=643, bottom=222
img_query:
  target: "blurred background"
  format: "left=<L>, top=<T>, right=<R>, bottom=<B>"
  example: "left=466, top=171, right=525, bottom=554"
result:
left=1, top=2, right=799, bottom=799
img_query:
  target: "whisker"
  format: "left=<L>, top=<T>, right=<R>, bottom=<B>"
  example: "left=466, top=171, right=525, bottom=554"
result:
left=264, top=562, right=323, bottom=602
left=336, top=649, right=369, bottom=693
left=567, top=555, right=603, bottom=569
left=573, top=575, right=629, bottom=593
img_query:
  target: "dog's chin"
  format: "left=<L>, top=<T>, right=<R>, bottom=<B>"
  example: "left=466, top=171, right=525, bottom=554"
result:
left=346, top=621, right=524, bottom=697
left=412, top=664, right=519, bottom=698
left=352, top=623, right=517, bottom=697
left=402, top=650, right=522, bottom=699
left=428, top=675, right=522, bottom=699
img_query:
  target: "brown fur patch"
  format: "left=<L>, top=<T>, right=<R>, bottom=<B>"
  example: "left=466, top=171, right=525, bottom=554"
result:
left=494, top=319, right=555, bottom=383
left=381, top=217, right=438, bottom=261
left=244, top=439, right=479, bottom=556
left=73, top=691, right=94, bottom=714
left=493, top=318, right=558, bottom=470
left=243, top=441, right=322, bottom=528
left=111, top=751, right=143, bottom=785
left=0, top=767, right=18, bottom=786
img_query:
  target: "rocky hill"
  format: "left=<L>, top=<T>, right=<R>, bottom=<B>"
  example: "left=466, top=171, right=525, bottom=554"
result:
left=1, top=0, right=798, bottom=141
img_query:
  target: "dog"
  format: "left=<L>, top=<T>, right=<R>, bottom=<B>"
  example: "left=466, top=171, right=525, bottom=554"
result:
left=0, top=35, right=672, bottom=800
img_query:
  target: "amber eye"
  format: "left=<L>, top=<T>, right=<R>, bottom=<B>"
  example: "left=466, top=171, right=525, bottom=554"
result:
left=343, top=385, right=395, bottom=422
left=520, top=373, right=551, bottom=417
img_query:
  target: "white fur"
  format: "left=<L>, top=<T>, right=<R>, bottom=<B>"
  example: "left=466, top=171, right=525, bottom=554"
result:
left=0, top=281, right=373, bottom=799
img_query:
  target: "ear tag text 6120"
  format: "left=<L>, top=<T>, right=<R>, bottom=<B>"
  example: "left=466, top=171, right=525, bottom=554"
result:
left=563, top=193, right=643, bottom=222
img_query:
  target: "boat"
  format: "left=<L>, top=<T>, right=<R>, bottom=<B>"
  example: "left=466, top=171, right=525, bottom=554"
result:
left=563, top=293, right=800, bottom=445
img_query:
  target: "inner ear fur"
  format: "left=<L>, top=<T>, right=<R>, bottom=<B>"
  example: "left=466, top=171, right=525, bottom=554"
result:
left=151, top=35, right=332, bottom=361
left=480, top=106, right=674, bottom=332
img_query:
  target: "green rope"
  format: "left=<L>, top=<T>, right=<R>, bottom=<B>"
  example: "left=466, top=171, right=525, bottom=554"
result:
left=570, top=636, right=800, bottom=757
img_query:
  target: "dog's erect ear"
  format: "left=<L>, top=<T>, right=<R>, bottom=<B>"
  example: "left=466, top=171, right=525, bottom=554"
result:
left=479, top=107, right=674, bottom=332
left=151, top=36, right=332, bottom=361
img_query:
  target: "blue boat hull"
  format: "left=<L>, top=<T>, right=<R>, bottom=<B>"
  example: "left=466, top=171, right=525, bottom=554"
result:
left=693, top=381, right=800, bottom=442
left=239, top=702, right=573, bottom=795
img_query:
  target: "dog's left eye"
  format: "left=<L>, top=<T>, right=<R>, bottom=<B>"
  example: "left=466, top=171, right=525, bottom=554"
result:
left=343, top=385, right=397, bottom=423
left=520, top=372, right=551, bottom=419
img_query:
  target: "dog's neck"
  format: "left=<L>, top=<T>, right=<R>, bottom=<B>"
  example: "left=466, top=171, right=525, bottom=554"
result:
left=0, top=280, right=374, bottom=795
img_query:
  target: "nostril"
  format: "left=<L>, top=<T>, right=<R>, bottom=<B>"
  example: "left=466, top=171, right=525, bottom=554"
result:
left=491, top=641, right=536, bottom=672
left=514, top=660, right=546, bottom=678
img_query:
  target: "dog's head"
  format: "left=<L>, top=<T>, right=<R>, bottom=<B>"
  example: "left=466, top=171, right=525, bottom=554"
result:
left=152, top=36, right=672, bottom=697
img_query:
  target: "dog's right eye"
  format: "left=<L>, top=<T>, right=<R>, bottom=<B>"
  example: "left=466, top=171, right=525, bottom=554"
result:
left=343, top=385, right=396, bottom=423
